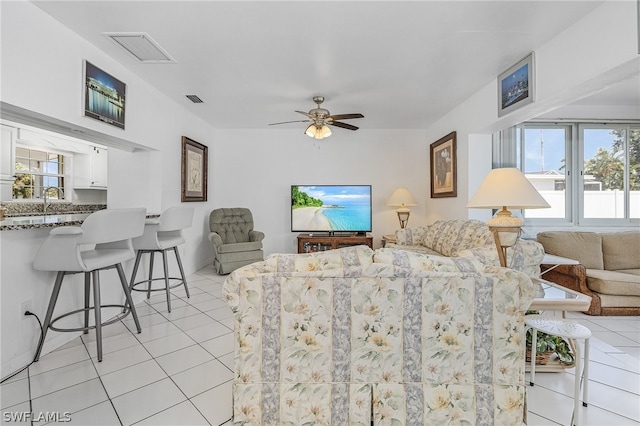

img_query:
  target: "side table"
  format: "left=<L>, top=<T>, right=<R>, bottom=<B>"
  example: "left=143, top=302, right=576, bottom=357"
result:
left=540, top=253, right=580, bottom=276
left=382, top=234, right=396, bottom=247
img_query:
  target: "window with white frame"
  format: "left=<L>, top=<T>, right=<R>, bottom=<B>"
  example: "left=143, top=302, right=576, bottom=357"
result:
left=13, top=147, right=65, bottom=200
left=503, top=121, right=639, bottom=225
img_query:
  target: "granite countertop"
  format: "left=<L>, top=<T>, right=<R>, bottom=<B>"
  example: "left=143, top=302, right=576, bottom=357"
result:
left=0, top=213, right=159, bottom=231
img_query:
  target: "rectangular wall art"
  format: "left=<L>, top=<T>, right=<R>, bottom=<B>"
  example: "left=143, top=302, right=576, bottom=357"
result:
left=83, top=60, right=126, bottom=129
left=497, top=52, right=535, bottom=117
left=181, top=136, right=208, bottom=202
left=430, top=131, right=457, bottom=198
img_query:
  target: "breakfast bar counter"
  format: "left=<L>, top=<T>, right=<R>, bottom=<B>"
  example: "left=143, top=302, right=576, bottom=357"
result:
left=0, top=213, right=91, bottom=231
left=0, top=212, right=160, bottom=231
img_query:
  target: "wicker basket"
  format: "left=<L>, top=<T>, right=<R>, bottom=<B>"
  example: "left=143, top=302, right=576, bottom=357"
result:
left=526, top=349, right=554, bottom=365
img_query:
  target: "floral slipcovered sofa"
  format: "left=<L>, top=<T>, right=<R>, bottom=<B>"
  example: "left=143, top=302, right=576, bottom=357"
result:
left=223, top=245, right=535, bottom=425
left=387, top=219, right=545, bottom=278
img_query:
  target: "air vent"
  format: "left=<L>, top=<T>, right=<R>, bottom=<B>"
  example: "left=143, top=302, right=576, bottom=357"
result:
left=103, top=32, right=176, bottom=63
left=186, top=95, right=204, bottom=104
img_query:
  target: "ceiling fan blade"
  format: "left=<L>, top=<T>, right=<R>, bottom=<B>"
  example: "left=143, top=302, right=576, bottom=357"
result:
left=329, top=121, right=359, bottom=131
left=268, top=119, right=311, bottom=126
left=328, top=113, right=364, bottom=121
left=295, top=110, right=313, bottom=118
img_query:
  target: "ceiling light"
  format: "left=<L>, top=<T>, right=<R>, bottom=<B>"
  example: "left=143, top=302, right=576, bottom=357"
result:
left=103, top=32, right=176, bottom=63
left=305, top=124, right=331, bottom=140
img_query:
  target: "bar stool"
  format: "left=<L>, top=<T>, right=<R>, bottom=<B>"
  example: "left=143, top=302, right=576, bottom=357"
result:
left=129, top=206, right=193, bottom=312
left=33, top=208, right=146, bottom=362
left=525, top=315, right=591, bottom=426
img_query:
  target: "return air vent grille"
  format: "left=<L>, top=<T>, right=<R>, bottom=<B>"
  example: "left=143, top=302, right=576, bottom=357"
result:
left=186, top=95, right=204, bottom=104
left=103, top=32, right=176, bottom=63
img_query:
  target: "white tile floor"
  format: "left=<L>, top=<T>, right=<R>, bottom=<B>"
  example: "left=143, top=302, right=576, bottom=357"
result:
left=1, top=264, right=639, bottom=425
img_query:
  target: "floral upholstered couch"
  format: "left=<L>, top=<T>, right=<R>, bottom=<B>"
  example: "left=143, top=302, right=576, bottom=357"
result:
left=387, top=219, right=545, bottom=278
left=223, top=245, right=535, bottom=425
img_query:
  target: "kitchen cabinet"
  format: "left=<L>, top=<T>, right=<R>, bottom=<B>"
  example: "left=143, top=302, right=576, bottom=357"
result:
left=0, top=125, right=17, bottom=200
left=75, top=145, right=108, bottom=189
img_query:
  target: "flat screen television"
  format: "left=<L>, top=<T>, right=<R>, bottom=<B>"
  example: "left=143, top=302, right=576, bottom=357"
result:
left=291, top=185, right=372, bottom=234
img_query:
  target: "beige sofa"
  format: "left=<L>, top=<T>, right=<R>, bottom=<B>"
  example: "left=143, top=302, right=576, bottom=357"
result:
left=537, top=231, right=640, bottom=316
left=223, top=245, right=535, bottom=424
left=388, top=219, right=545, bottom=278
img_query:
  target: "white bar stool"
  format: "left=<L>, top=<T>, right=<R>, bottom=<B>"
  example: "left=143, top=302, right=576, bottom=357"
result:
left=33, top=208, right=146, bottom=362
left=525, top=315, right=592, bottom=426
left=129, top=206, right=193, bottom=312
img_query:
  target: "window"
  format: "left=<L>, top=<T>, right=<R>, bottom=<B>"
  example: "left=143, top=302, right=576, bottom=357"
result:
left=13, top=147, right=65, bottom=200
left=504, top=121, right=639, bottom=225
left=516, top=125, right=571, bottom=221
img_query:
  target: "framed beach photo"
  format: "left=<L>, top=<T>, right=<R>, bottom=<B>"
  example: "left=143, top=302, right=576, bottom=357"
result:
left=497, top=52, right=535, bottom=117
left=430, top=131, right=457, bottom=198
left=181, top=136, right=208, bottom=202
left=83, top=60, right=126, bottom=129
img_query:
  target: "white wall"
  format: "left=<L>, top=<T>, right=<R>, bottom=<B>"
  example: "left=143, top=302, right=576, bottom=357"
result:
left=212, top=128, right=428, bottom=254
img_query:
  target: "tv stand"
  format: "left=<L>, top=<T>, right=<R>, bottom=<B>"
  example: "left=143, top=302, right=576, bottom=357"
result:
left=297, top=233, right=373, bottom=253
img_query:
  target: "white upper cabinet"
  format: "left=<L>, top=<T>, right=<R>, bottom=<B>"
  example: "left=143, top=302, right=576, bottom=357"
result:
left=1, top=125, right=17, bottom=200
left=75, top=145, right=108, bottom=189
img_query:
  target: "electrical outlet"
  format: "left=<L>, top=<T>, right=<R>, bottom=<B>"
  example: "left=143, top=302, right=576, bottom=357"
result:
left=21, top=300, right=32, bottom=318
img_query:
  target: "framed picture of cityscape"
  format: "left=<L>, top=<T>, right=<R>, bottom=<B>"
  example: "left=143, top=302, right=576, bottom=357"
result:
left=181, top=136, right=208, bottom=202
left=497, top=52, right=535, bottom=117
left=83, top=60, right=126, bottom=129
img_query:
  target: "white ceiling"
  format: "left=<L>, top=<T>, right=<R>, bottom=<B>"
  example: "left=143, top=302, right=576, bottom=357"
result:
left=32, top=1, right=632, bottom=132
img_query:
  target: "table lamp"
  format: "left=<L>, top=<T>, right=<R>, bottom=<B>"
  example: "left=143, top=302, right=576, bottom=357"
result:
left=467, top=168, right=549, bottom=267
left=387, top=187, right=418, bottom=228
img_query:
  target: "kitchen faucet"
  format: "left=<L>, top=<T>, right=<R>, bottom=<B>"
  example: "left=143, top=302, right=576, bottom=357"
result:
left=43, top=187, right=64, bottom=215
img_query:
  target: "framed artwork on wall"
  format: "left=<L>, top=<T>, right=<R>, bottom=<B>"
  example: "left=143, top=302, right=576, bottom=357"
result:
left=497, top=52, right=535, bottom=117
left=83, top=60, right=126, bottom=129
left=430, top=131, right=457, bottom=198
left=181, top=136, right=208, bottom=202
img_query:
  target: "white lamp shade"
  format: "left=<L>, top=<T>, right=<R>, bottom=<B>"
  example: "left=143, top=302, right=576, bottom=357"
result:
left=305, top=124, right=332, bottom=139
left=467, top=168, right=550, bottom=209
left=387, top=187, right=417, bottom=208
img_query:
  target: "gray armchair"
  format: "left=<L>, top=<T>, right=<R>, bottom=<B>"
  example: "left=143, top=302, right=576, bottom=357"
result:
left=208, top=208, right=264, bottom=274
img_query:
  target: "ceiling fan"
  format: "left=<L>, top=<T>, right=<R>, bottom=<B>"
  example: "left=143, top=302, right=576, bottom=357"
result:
left=269, top=96, right=364, bottom=139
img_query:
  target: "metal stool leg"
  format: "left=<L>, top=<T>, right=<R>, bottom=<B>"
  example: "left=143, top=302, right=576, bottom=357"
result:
left=83, top=272, right=90, bottom=334
left=174, top=246, right=190, bottom=299
left=92, top=270, right=103, bottom=362
left=147, top=251, right=155, bottom=299
left=162, top=249, right=172, bottom=312
left=129, top=250, right=143, bottom=293
left=34, top=271, right=65, bottom=362
left=117, top=263, right=141, bottom=333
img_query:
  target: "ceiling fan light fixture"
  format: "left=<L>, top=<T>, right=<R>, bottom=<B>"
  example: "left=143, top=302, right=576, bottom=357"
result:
left=305, top=124, right=332, bottom=140
left=319, top=124, right=331, bottom=139
left=305, top=124, right=317, bottom=138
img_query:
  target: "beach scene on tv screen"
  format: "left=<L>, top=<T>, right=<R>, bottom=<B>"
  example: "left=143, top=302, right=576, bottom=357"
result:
left=292, top=185, right=371, bottom=231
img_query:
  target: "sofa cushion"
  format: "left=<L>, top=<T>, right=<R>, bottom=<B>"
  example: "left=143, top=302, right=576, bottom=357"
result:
left=264, top=245, right=374, bottom=273
left=385, top=243, right=441, bottom=256
left=617, top=269, right=640, bottom=276
left=586, top=269, right=640, bottom=297
left=423, top=220, right=493, bottom=257
left=537, top=231, right=604, bottom=270
left=372, top=248, right=485, bottom=274
left=601, top=231, right=640, bottom=271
